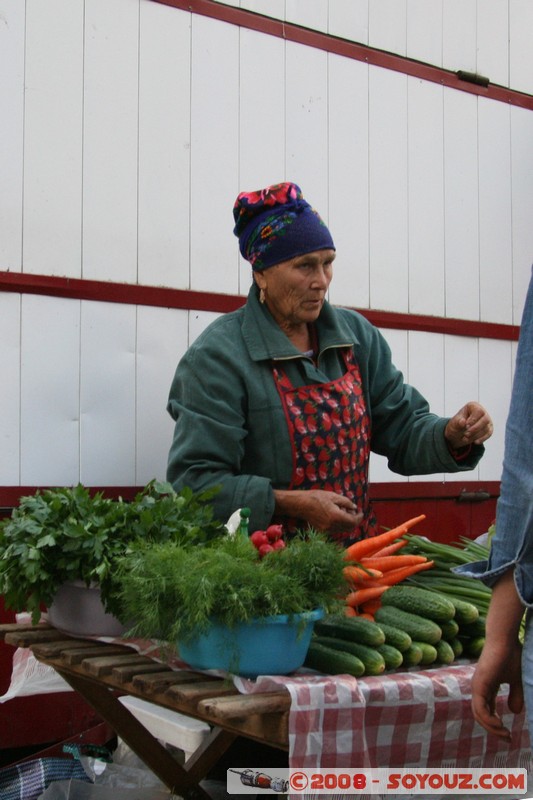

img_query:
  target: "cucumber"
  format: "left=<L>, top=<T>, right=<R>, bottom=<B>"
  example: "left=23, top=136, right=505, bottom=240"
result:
left=378, top=622, right=412, bottom=652
left=304, top=641, right=365, bottom=677
left=459, top=616, right=486, bottom=638
left=374, top=605, right=442, bottom=645
left=313, top=636, right=386, bottom=675
left=412, top=641, right=438, bottom=665
left=314, top=615, right=385, bottom=647
left=437, top=595, right=479, bottom=625
left=439, top=618, right=460, bottom=640
left=402, top=643, right=424, bottom=667
left=375, top=642, right=403, bottom=670
left=462, top=636, right=485, bottom=659
left=449, top=637, right=463, bottom=658
left=381, top=585, right=455, bottom=622
left=435, top=639, right=455, bottom=665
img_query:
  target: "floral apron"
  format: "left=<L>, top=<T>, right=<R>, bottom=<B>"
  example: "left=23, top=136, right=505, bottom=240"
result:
left=272, top=349, right=378, bottom=546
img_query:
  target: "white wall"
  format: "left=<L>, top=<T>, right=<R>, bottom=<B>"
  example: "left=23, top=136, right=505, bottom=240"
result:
left=0, top=0, right=532, bottom=489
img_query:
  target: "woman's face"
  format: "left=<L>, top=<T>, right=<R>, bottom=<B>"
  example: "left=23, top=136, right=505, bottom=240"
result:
left=255, top=249, right=335, bottom=333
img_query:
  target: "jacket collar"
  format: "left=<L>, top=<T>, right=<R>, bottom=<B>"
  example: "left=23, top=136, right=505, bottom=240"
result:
left=241, top=283, right=355, bottom=362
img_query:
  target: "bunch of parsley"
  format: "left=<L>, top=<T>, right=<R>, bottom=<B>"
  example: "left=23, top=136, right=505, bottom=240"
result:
left=0, top=481, right=225, bottom=623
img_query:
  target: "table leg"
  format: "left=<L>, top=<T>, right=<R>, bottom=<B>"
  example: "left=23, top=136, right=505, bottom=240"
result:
left=55, top=668, right=234, bottom=800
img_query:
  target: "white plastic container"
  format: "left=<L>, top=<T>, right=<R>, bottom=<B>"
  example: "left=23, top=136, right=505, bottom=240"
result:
left=47, top=580, right=127, bottom=637
left=118, top=695, right=211, bottom=760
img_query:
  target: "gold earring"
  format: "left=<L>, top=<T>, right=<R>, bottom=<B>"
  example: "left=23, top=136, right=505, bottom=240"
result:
left=259, top=288, right=266, bottom=304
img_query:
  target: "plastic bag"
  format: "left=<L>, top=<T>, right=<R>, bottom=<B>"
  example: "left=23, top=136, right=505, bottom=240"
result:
left=0, top=757, right=90, bottom=800
left=0, top=613, right=72, bottom=703
left=37, top=781, right=171, bottom=799
left=0, top=647, right=72, bottom=702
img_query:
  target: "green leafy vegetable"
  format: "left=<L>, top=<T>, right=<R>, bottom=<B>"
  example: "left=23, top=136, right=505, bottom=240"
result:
left=116, top=529, right=346, bottom=647
left=0, top=480, right=225, bottom=623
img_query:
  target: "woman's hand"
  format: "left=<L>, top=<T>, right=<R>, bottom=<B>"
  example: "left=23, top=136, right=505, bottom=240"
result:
left=274, top=489, right=363, bottom=535
left=445, top=402, right=494, bottom=449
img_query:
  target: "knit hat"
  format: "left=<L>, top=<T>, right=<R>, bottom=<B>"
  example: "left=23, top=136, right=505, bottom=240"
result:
left=232, top=182, right=335, bottom=270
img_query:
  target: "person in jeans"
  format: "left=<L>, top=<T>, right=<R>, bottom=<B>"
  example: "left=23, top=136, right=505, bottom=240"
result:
left=459, top=268, right=533, bottom=741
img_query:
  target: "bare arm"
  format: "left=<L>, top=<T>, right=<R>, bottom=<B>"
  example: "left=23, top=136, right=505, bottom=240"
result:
left=471, top=568, right=524, bottom=740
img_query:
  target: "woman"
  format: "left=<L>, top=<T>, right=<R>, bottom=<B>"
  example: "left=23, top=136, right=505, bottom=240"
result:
left=167, top=182, right=493, bottom=544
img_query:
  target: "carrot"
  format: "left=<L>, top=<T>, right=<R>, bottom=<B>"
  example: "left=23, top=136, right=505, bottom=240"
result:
left=359, top=554, right=429, bottom=572
left=359, top=599, right=382, bottom=615
left=343, top=514, right=426, bottom=563
left=343, top=565, right=383, bottom=583
left=357, top=612, right=375, bottom=621
left=344, top=605, right=357, bottom=617
left=372, top=559, right=435, bottom=587
left=370, top=539, right=408, bottom=558
left=345, top=585, right=389, bottom=608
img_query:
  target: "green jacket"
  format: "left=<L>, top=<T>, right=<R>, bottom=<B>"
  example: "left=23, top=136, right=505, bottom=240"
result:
left=167, top=285, right=483, bottom=531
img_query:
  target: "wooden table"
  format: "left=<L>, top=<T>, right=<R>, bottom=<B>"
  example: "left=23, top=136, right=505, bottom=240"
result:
left=0, top=623, right=290, bottom=799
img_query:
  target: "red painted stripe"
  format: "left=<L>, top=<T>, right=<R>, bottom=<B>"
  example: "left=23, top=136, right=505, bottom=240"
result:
left=0, top=271, right=520, bottom=340
left=152, top=0, right=533, bottom=111
left=0, top=481, right=499, bottom=511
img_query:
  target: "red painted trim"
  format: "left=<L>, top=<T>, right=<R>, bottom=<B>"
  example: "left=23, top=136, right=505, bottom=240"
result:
left=369, top=481, right=500, bottom=500
left=0, top=481, right=499, bottom=510
left=0, top=271, right=520, bottom=341
left=152, top=0, right=533, bottom=111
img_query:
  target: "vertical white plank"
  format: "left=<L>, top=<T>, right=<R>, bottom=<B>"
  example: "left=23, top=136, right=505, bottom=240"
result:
left=79, top=301, right=136, bottom=485
left=511, top=108, right=533, bottom=324
left=189, top=16, right=239, bottom=294
left=368, top=68, right=408, bottom=313
left=286, top=0, right=328, bottom=32
left=285, top=41, right=329, bottom=206
left=368, top=329, right=409, bottom=484
left=478, top=99, right=512, bottom=324
left=477, top=0, right=508, bottom=89
left=408, top=331, right=445, bottom=416
left=238, top=30, right=285, bottom=190
left=442, top=0, right=476, bottom=74
left=188, top=310, right=223, bottom=346
left=136, top=306, right=189, bottom=485
left=20, top=296, right=81, bottom=485
left=327, top=54, right=369, bottom=310
left=509, top=0, right=533, bottom=94
left=0, top=0, right=24, bottom=271
left=406, top=0, right=443, bottom=68
left=238, top=28, right=286, bottom=294
left=0, top=293, right=21, bottom=483
left=327, top=0, right=369, bottom=44
left=478, top=338, right=512, bottom=482
left=368, top=0, right=407, bottom=57
left=443, top=334, right=479, bottom=481
left=23, top=0, right=84, bottom=277
left=443, top=89, right=479, bottom=320
left=240, top=0, right=285, bottom=20
left=138, top=2, right=191, bottom=290
left=408, top=78, right=445, bottom=317
left=408, top=331, right=445, bottom=482
left=83, top=0, right=139, bottom=283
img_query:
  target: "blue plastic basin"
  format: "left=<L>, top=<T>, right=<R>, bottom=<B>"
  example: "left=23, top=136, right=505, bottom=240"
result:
left=178, top=608, right=324, bottom=677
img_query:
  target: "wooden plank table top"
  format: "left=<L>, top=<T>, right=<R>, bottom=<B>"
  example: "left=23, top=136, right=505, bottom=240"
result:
left=0, top=622, right=291, bottom=799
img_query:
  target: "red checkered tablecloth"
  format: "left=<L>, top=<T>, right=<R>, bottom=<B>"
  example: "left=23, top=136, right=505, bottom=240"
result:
left=233, top=663, right=531, bottom=773
left=5, top=626, right=532, bottom=787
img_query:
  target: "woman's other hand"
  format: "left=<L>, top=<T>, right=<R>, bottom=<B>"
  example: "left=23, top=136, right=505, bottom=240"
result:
left=274, top=489, right=363, bottom=535
left=445, top=402, right=494, bottom=449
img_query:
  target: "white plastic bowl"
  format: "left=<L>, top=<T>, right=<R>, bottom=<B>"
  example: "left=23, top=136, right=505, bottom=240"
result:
left=48, top=580, right=127, bottom=637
